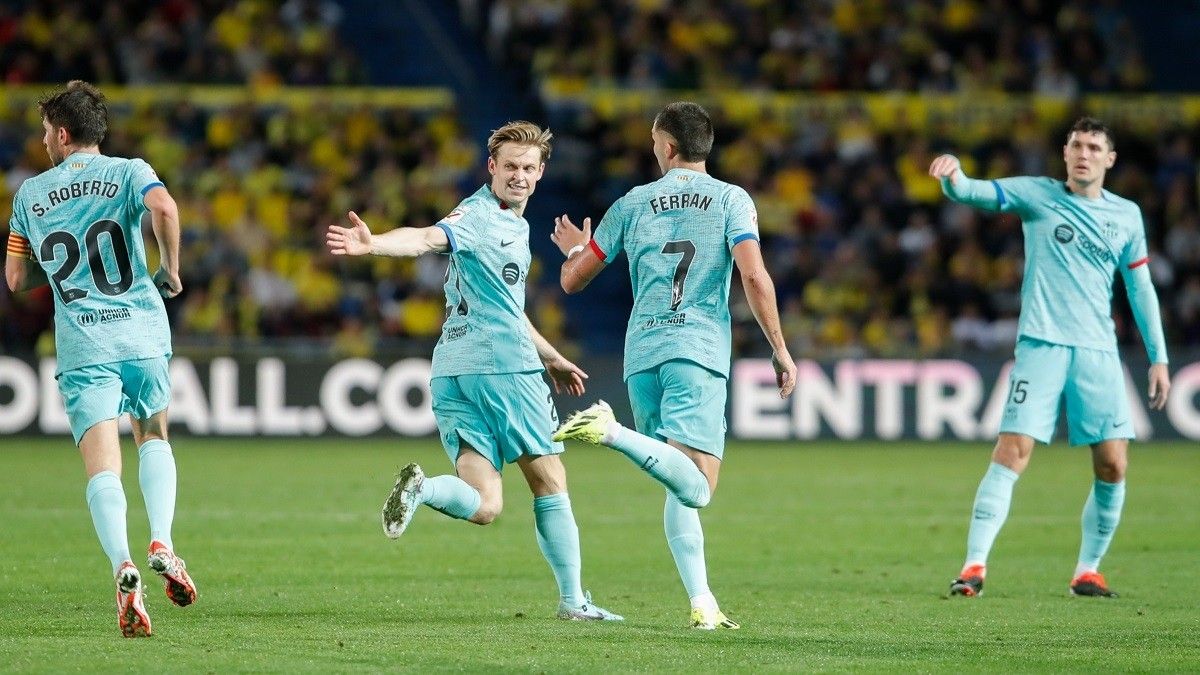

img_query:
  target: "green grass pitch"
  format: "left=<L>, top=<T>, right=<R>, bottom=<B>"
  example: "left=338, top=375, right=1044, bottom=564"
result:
left=0, top=438, right=1197, bottom=672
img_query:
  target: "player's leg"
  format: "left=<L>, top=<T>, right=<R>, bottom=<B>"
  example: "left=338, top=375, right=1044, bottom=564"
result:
left=131, top=410, right=176, bottom=550
left=383, top=442, right=496, bottom=536
left=554, top=365, right=710, bottom=508
left=1064, top=347, right=1132, bottom=597
left=123, top=356, right=197, bottom=607
left=383, top=376, right=495, bottom=538
left=451, top=448, right=502, bottom=524
left=516, top=453, right=619, bottom=620
left=1066, top=439, right=1127, bottom=597
left=82, top=421, right=151, bottom=638
left=63, top=365, right=151, bottom=636
left=647, top=361, right=736, bottom=629
left=78, top=419, right=133, bottom=577
left=951, top=338, right=1067, bottom=596
left=485, top=372, right=620, bottom=620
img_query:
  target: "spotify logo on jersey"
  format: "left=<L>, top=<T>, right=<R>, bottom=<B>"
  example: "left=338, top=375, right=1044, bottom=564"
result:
left=502, top=263, right=520, bottom=285
left=1054, top=224, right=1075, bottom=243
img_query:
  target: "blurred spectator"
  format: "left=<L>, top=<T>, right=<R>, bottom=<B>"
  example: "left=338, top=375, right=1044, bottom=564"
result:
left=470, top=0, right=1149, bottom=96
left=0, top=0, right=365, bottom=86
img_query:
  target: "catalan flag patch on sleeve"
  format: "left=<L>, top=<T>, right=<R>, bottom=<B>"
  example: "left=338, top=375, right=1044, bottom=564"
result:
left=6, top=232, right=32, bottom=259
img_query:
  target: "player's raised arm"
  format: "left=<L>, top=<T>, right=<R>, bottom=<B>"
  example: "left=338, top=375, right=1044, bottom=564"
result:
left=524, top=315, right=588, bottom=396
left=929, top=154, right=1006, bottom=211
left=732, top=239, right=796, bottom=398
left=144, top=185, right=182, bottom=298
left=326, top=210, right=449, bottom=258
left=553, top=214, right=605, bottom=294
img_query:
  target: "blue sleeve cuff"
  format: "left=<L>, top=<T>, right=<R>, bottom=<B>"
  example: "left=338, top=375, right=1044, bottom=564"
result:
left=731, top=232, right=759, bottom=247
left=140, top=181, right=165, bottom=196
left=991, top=180, right=1006, bottom=209
left=434, top=222, right=458, bottom=253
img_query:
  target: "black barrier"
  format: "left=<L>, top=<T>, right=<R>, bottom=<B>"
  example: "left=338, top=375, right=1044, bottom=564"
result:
left=1, top=354, right=1198, bottom=440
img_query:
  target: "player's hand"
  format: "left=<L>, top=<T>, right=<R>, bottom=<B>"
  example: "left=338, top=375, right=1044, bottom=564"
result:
left=1147, top=363, right=1170, bottom=410
left=544, top=355, right=589, bottom=396
left=551, top=214, right=591, bottom=257
left=153, top=267, right=182, bottom=299
left=327, top=211, right=373, bottom=256
left=772, top=350, right=797, bottom=398
left=928, top=154, right=961, bottom=184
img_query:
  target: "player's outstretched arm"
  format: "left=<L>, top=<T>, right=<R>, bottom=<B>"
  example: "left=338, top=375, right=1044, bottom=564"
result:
left=1121, top=261, right=1171, bottom=409
left=326, top=211, right=449, bottom=258
left=732, top=240, right=796, bottom=398
left=928, top=154, right=1004, bottom=210
left=145, top=186, right=182, bottom=298
left=524, top=315, right=588, bottom=396
left=553, top=214, right=605, bottom=294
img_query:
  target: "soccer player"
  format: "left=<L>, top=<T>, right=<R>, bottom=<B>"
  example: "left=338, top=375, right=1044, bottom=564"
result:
left=929, top=117, right=1171, bottom=598
left=548, top=102, right=796, bottom=629
left=5, top=81, right=196, bottom=638
left=325, top=121, right=622, bottom=621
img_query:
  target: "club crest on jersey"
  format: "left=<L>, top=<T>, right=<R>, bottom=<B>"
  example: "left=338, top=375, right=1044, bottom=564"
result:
left=1103, top=221, right=1117, bottom=239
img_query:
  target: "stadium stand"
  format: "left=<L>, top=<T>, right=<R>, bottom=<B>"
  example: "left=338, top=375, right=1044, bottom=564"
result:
left=2, top=0, right=1199, bottom=361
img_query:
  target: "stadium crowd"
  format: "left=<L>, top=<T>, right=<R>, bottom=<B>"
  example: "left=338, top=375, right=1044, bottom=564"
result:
left=467, top=0, right=1151, bottom=95
left=0, top=0, right=364, bottom=86
left=3, top=0, right=1199, bottom=362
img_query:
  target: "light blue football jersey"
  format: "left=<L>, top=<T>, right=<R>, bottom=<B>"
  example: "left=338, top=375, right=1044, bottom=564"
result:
left=591, top=168, right=759, bottom=380
left=430, top=184, right=542, bottom=377
left=8, top=152, right=170, bottom=374
left=986, top=176, right=1150, bottom=352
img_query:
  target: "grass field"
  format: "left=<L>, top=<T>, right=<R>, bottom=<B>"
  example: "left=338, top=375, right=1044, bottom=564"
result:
left=0, top=438, right=1197, bottom=672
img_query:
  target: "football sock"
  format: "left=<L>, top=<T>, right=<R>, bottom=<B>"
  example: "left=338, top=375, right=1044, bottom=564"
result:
left=420, top=474, right=482, bottom=520
left=533, top=493, right=586, bottom=607
left=664, top=493, right=712, bottom=604
left=137, top=439, right=176, bottom=549
left=86, top=471, right=132, bottom=574
left=603, top=423, right=711, bottom=508
left=964, top=462, right=1019, bottom=567
left=1076, top=478, right=1125, bottom=575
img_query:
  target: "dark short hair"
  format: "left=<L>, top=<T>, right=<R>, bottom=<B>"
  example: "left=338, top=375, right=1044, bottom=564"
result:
left=38, top=80, right=107, bottom=147
left=653, top=101, right=713, bottom=162
left=1068, top=116, right=1114, bottom=151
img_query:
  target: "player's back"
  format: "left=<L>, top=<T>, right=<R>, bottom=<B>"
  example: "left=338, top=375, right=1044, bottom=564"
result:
left=11, top=152, right=170, bottom=373
left=594, top=168, right=759, bottom=380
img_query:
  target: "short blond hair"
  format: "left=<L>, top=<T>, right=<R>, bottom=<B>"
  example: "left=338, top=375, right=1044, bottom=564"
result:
left=487, top=121, right=552, bottom=162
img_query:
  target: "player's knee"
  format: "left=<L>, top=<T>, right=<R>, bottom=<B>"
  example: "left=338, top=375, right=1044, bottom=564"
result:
left=1095, top=456, right=1127, bottom=482
left=471, top=496, right=503, bottom=525
left=991, top=436, right=1032, bottom=472
left=677, top=484, right=711, bottom=509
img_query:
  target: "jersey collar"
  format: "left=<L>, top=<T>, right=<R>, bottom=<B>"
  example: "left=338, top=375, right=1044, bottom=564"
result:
left=484, top=185, right=510, bottom=210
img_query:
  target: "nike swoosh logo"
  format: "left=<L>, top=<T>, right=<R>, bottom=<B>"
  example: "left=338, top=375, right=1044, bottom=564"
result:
left=500, top=240, right=515, bottom=247
left=1113, top=421, right=1128, bottom=428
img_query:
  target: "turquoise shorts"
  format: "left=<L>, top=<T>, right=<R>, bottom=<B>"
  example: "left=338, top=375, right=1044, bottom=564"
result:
left=1000, top=337, right=1133, bottom=446
left=626, top=359, right=728, bottom=459
left=57, top=356, right=172, bottom=445
left=430, top=371, right=564, bottom=471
